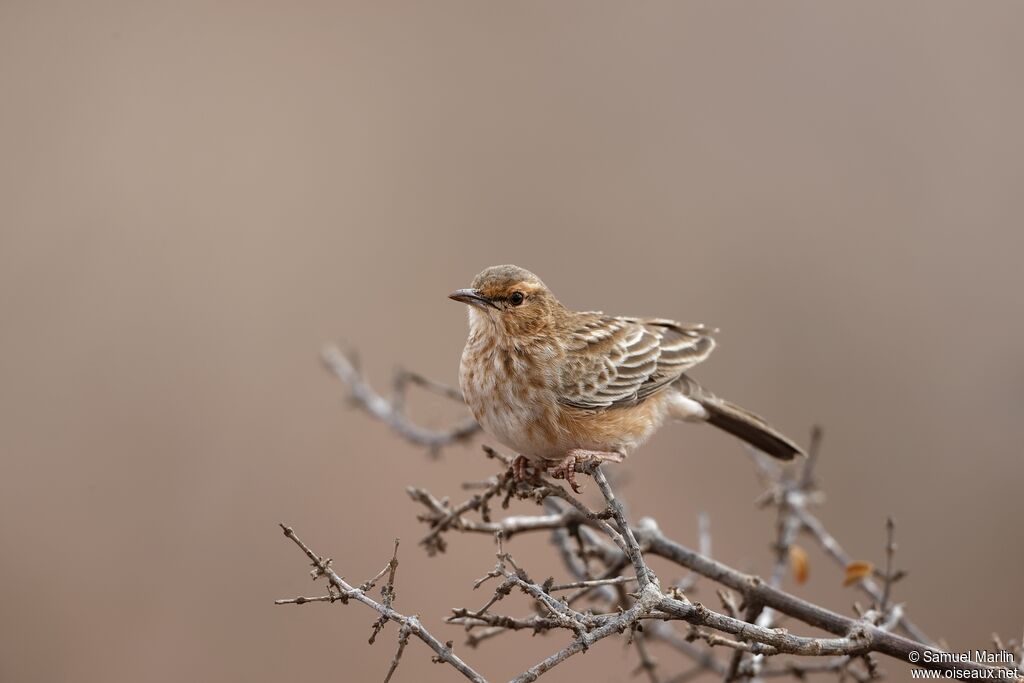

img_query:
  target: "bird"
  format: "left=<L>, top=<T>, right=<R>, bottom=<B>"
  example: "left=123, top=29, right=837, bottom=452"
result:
left=450, top=265, right=803, bottom=491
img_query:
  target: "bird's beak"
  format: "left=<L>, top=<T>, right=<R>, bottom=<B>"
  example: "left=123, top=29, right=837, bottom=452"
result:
left=448, top=288, right=497, bottom=309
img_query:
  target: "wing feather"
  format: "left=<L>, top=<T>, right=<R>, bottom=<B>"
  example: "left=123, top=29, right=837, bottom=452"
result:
left=558, top=314, right=716, bottom=410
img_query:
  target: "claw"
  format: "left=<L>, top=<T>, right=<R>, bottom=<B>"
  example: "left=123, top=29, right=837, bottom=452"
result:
left=547, top=449, right=625, bottom=494
left=512, top=455, right=531, bottom=483
left=549, top=453, right=583, bottom=493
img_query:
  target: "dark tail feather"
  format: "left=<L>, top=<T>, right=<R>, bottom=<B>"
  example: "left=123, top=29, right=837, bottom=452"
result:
left=674, top=375, right=804, bottom=460
left=701, top=399, right=803, bottom=460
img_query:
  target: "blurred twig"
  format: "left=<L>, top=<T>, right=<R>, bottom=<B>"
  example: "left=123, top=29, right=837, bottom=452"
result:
left=321, top=344, right=479, bottom=456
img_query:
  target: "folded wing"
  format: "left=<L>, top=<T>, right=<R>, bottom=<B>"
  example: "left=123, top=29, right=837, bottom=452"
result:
left=558, top=314, right=716, bottom=410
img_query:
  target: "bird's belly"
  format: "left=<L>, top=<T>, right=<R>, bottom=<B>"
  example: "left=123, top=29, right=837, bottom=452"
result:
left=474, top=387, right=564, bottom=458
left=461, top=360, right=564, bottom=459
left=466, top=385, right=669, bottom=462
left=480, top=403, right=547, bottom=454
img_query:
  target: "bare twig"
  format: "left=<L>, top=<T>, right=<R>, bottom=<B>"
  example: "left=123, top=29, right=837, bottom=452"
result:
left=753, top=425, right=931, bottom=647
left=383, top=624, right=412, bottom=683
left=590, top=463, right=657, bottom=589
left=275, top=594, right=338, bottom=606
left=880, top=517, right=897, bottom=612
left=676, top=512, right=711, bottom=593
left=795, top=507, right=930, bottom=645
left=547, top=575, right=637, bottom=592
left=742, top=428, right=821, bottom=681
left=393, top=367, right=466, bottom=404
left=633, top=627, right=662, bottom=683
left=509, top=598, right=651, bottom=683
left=369, top=538, right=401, bottom=645
left=277, top=524, right=487, bottom=683
left=321, top=345, right=480, bottom=455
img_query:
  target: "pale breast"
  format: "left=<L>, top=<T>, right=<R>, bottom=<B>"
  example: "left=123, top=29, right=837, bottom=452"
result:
left=459, top=339, right=565, bottom=459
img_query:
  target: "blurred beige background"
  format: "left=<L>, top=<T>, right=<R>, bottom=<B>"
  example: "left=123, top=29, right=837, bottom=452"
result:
left=1, top=2, right=1022, bottom=682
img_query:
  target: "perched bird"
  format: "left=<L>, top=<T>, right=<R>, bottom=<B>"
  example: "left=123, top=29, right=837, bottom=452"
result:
left=450, top=265, right=803, bottom=491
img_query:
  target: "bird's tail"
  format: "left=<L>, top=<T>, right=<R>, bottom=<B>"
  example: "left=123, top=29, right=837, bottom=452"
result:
left=670, top=375, right=804, bottom=460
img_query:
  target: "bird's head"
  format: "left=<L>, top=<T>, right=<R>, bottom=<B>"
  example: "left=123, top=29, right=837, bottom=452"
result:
left=449, top=265, right=565, bottom=338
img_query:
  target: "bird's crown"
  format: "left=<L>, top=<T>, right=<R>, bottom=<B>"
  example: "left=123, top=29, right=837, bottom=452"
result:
left=471, top=265, right=547, bottom=298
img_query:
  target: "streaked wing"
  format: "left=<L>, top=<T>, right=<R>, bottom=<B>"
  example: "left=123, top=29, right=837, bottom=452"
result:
left=558, top=314, right=716, bottom=410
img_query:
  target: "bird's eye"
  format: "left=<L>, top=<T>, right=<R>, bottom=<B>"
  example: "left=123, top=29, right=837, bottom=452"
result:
left=509, top=291, right=525, bottom=306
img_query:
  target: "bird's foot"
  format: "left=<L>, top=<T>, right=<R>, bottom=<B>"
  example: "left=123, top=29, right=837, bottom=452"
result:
left=549, top=454, right=583, bottom=493
left=511, top=455, right=532, bottom=484
left=548, top=449, right=624, bottom=494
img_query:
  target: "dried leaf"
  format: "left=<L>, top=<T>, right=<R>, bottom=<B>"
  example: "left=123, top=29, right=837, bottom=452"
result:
left=843, top=560, right=875, bottom=586
left=789, top=545, right=809, bottom=584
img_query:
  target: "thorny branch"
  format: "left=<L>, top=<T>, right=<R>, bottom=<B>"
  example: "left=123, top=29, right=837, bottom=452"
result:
left=278, top=351, right=1024, bottom=683
left=277, top=524, right=486, bottom=682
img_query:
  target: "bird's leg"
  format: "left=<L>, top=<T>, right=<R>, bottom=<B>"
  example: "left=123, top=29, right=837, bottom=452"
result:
left=511, top=455, right=531, bottom=483
left=549, top=449, right=625, bottom=494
